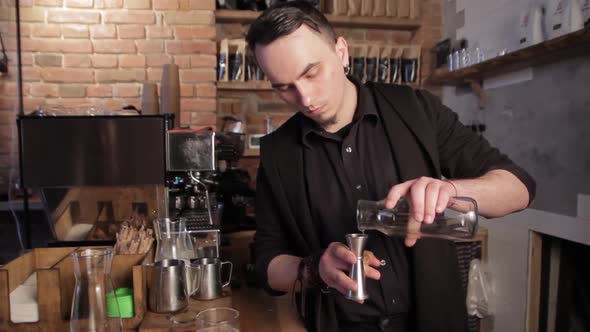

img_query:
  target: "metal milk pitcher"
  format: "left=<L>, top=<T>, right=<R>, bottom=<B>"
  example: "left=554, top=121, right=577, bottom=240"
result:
left=144, top=259, right=201, bottom=313
left=190, top=257, right=232, bottom=301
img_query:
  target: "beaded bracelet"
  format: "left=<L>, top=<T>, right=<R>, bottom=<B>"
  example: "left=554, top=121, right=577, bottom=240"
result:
left=296, top=252, right=329, bottom=291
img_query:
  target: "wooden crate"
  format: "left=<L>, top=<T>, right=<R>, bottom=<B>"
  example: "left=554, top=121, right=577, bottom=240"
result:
left=0, top=246, right=152, bottom=331
left=51, top=186, right=165, bottom=241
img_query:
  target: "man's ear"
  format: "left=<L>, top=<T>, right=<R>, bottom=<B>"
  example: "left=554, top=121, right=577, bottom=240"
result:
left=335, top=36, right=350, bottom=67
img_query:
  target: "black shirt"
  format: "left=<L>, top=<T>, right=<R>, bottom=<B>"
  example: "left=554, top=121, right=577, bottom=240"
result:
left=301, top=77, right=411, bottom=327
left=254, top=77, right=536, bottom=332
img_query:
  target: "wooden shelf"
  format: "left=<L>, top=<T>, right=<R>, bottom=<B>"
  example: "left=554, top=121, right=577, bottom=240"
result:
left=428, top=26, right=590, bottom=86
left=215, top=9, right=421, bottom=31
left=217, top=80, right=273, bottom=91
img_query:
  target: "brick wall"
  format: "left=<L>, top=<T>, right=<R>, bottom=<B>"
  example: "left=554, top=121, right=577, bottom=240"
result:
left=0, top=0, right=217, bottom=192
left=217, top=0, right=442, bottom=183
left=0, top=0, right=442, bottom=193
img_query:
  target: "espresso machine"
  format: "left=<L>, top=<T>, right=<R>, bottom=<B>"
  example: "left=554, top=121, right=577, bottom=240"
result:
left=166, top=129, right=220, bottom=258
left=166, top=129, right=255, bottom=226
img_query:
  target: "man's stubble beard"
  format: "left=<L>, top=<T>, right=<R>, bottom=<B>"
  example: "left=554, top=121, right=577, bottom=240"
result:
left=317, top=114, right=338, bottom=128
left=300, top=106, right=338, bottom=128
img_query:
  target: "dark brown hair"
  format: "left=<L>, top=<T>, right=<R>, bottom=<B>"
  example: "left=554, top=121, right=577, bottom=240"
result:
left=246, top=1, right=337, bottom=53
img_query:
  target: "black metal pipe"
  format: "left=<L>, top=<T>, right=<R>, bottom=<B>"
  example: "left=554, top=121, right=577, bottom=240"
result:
left=17, top=119, right=31, bottom=249
left=16, top=0, right=23, bottom=117
left=15, top=0, right=31, bottom=248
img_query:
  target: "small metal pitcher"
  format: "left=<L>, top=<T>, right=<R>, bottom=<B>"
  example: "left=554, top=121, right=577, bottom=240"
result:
left=144, top=259, right=201, bottom=313
left=190, top=257, right=232, bottom=301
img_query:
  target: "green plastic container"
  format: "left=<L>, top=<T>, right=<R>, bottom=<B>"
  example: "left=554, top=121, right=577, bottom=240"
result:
left=107, top=287, right=134, bottom=318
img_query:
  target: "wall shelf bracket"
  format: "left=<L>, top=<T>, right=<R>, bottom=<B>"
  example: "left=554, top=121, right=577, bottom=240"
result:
left=467, top=79, right=486, bottom=110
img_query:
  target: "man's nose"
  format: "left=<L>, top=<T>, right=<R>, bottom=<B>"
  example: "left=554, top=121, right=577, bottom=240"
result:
left=294, top=82, right=313, bottom=107
left=302, top=96, right=313, bottom=108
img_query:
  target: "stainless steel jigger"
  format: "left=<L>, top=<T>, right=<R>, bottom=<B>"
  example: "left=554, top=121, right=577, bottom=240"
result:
left=345, top=233, right=369, bottom=301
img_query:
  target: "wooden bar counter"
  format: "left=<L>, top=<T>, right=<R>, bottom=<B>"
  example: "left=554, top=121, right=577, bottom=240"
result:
left=139, top=286, right=305, bottom=331
left=140, top=231, right=305, bottom=331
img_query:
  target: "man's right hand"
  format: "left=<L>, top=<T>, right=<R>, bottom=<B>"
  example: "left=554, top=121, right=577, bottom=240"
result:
left=318, top=241, right=382, bottom=300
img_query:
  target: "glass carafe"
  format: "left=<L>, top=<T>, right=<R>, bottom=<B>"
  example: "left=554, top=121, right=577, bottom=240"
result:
left=154, top=217, right=194, bottom=262
left=70, top=248, right=122, bottom=332
left=357, top=197, right=478, bottom=240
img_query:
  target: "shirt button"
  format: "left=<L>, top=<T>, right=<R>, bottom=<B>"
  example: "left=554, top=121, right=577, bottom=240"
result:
left=355, top=184, right=362, bottom=190
left=392, top=298, right=396, bottom=304
left=345, top=147, right=352, bottom=153
left=380, top=260, right=387, bottom=266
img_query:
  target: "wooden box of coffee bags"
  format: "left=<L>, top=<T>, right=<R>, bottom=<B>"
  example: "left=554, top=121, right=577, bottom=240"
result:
left=228, top=39, right=246, bottom=82
left=397, top=0, right=410, bottom=18
left=386, top=0, right=398, bottom=17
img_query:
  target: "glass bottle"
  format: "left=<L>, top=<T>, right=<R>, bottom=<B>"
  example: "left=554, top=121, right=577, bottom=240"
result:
left=154, top=217, right=194, bottom=262
left=460, top=47, right=471, bottom=68
left=357, top=197, right=479, bottom=240
left=70, top=248, right=122, bottom=332
left=447, top=49, right=455, bottom=72
left=453, top=49, right=461, bottom=70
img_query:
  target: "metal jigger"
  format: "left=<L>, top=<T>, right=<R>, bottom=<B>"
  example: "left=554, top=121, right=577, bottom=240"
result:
left=345, top=233, right=369, bottom=301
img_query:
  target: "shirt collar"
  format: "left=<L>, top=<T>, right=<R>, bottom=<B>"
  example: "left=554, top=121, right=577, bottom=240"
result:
left=301, top=76, right=379, bottom=148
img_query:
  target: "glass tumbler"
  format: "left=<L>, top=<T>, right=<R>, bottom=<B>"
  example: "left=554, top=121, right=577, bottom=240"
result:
left=196, top=307, right=240, bottom=332
left=169, top=311, right=198, bottom=332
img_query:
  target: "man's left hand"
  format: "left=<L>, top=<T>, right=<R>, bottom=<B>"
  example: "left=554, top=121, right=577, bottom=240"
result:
left=384, top=176, right=457, bottom=247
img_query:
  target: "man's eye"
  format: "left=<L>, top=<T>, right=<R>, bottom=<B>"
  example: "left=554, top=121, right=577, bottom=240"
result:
left=306, top=68, right=319, bottom=78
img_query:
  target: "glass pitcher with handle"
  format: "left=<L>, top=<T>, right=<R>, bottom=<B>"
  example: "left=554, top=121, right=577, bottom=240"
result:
left=153, top=218, right=194, bottom=262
